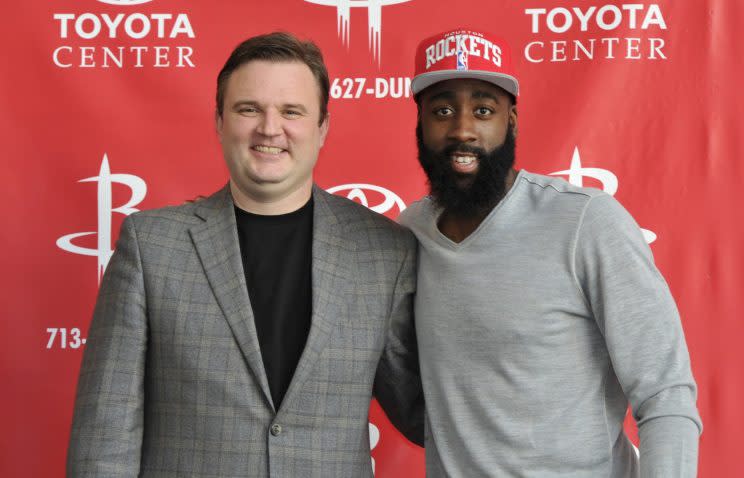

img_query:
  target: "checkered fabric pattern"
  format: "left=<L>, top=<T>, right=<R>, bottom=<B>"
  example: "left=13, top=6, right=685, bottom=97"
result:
left=67, top=185, right=422, bottom=477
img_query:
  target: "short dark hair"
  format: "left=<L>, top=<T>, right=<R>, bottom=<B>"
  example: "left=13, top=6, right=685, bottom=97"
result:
left=216, top=32, right=330, bottom=125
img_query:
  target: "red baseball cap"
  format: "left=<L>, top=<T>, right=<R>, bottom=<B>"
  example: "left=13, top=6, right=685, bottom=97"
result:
left=412, top=28, right=519, bottom=97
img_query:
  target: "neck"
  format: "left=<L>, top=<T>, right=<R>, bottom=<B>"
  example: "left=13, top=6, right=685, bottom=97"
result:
left=230, top=179, right=313, bottom=215
left=438, top=168, right=518, bottom=243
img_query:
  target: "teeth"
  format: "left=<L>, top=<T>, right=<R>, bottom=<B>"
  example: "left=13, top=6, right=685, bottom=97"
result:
left=254, top=145, right=283, bottom=154
left=453, top=155, right=475, bottom=165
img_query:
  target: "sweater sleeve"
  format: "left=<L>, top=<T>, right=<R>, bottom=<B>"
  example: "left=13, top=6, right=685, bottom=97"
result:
left=573, top=193, right=702, bottom=477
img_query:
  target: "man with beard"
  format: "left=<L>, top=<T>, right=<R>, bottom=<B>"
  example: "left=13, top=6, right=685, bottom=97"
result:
left=399, top=28, right=702, bottom=477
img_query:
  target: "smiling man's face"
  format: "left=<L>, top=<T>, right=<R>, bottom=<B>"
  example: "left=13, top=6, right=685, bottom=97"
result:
left=217, top=60, right=329, bottom=206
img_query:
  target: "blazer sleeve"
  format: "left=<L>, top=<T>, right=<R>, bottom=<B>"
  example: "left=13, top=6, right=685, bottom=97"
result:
left=67, top=215, right=148, bottom=477
left=373, top=231, right=425, bottom=446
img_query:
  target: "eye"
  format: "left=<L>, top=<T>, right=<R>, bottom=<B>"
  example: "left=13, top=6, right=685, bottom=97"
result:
left=237, top=106, right=258, bottom=115
left=475, top=106, right=493, bottom=116
left=283, top=109, right=302, bottom=118
left=433, top=106, right=454, bottom=117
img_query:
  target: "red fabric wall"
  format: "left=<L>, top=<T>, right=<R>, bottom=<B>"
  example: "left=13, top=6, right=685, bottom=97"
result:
left=2, top=1, right=742, bottom=476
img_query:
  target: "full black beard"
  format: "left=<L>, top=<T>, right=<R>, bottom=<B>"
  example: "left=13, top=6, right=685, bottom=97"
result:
left=416, top=122, right=516, bottom=218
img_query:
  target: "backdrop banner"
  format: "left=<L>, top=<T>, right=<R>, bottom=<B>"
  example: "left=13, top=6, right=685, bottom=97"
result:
left=2, top=1, right=742, bottom=476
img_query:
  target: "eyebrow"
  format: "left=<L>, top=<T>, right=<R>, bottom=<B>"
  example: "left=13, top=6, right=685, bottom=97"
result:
left=232, top=100, right=256, bottom=107
left=425, top=89, right=503, bottom=104
left=283, top=103, right=308, bottom=113
left=231, top=100, right=309, bottom=113
left=426, top=91, right=456, bottom=103
left=471, top=90, right=502, bottom=102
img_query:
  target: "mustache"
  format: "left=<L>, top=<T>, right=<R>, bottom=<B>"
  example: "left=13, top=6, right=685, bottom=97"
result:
left=442, top=143, right=488, bottom=158
left=416, top=121, right=516, bottom=217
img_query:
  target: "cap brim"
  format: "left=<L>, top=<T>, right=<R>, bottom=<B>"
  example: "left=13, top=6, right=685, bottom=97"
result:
left=411, top=70, right=519, bottom=97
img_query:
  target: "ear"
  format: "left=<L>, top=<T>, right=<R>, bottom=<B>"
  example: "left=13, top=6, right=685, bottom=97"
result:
left=509, top=105, right=518, bottom=138
left=215, top=112, right=224, bottom=142
left=319, top=113, right=330, bottom=147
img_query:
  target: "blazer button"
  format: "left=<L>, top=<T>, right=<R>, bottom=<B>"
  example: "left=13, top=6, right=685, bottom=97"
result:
left=270, top=424, right=282, bottom=436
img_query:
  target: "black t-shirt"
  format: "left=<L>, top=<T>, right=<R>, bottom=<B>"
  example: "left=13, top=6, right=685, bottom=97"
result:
left=234, top=198, right=313, bottom=409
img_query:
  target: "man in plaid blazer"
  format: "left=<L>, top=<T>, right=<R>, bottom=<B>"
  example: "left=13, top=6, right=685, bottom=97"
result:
left=67, top=32, right=422, bottom=477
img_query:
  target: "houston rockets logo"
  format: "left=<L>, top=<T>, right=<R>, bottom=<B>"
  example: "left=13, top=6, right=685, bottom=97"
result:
left=304, top=0, right=411, bottom=66
left=56, top=154, right=147, bottom=283
left=327, top=183, right=406, bottom=217
left=549, top=146, right=657, bottom=244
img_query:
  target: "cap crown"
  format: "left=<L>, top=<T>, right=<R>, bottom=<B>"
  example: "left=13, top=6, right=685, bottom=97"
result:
left=412, top=28, right=519, bottom=97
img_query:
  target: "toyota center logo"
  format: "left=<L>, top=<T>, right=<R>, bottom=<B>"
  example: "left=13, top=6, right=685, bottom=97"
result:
left=327, top=183, right=406, bottom=217
left=305, top=0, right=411, bottom=66
left=52, top=0, right=195, bottom=69
left=57, top=154, right=147, bottom=283
left=523, top=5, right=668, bottom=63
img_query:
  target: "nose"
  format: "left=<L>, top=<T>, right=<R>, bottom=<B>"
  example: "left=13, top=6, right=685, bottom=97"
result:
left=447, top=111, right=477, bottom=143
left=256, top=109, right=282, bottom=137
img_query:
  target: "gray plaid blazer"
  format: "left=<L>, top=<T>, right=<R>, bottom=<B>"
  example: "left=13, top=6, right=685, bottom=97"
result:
left=67, top=185, right=422, bottom=477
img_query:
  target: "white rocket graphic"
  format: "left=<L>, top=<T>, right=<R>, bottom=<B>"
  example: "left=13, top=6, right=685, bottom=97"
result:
left=305, top=0, right=411, bottom=66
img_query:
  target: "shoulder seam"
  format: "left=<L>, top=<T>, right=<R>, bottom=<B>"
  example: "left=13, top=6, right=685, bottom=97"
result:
left=570, top=194, right=595, bottom=315
left=124, top=214, right=148, bottom=313
left=520, top=175, right=597, bottom=198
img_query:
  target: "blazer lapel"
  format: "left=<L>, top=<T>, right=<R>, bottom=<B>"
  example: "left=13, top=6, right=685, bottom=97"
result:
left=279, top=186, right=356, bottom=413
left=189, top=186, right=274, bottom=410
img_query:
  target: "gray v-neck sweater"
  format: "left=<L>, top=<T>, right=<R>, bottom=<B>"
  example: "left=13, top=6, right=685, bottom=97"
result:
left=400, top=170, right=701, bottom=477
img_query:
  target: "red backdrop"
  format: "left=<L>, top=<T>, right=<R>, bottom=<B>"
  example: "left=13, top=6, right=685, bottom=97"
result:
left=2, top=1, right=742, bottom=476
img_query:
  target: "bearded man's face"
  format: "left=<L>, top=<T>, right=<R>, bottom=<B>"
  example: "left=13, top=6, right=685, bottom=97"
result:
left=416, top=79, right=517, bottom=216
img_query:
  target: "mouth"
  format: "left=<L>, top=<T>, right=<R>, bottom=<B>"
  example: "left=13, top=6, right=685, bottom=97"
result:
left=450, top=153, right=478, bottom=173
left=251, top=145, right=286, bottom=156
